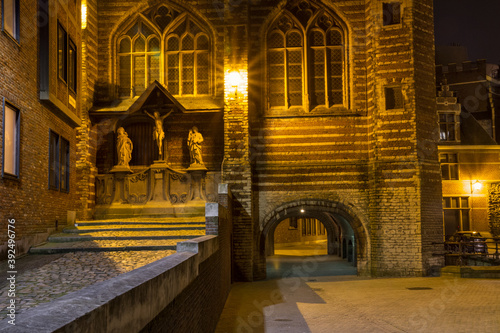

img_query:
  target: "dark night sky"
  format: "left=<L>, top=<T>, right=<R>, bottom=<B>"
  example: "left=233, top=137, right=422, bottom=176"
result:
left=434, top=0, right=500, bottom=64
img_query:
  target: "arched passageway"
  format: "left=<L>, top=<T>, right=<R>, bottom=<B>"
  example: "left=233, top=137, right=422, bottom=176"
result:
left=260, top=200, right=369, bottom=279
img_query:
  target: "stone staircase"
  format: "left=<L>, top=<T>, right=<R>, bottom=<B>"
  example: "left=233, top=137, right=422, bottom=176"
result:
left=30, top=216, right=206, bottom=254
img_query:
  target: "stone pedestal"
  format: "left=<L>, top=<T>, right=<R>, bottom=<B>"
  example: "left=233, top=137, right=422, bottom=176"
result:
left=150, top=162, right=169, bottom=203
left=110, top=168, right=132, bottom=204
left=188, top=164, right=208, bottom=201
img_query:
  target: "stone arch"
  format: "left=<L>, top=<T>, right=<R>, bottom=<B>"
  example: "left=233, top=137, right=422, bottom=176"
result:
left=259, top=199, right=370, bottom=276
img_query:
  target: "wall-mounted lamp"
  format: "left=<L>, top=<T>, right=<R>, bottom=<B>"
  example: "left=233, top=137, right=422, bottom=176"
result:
left=300, top=209, right=305, bottom=213
left=472, top=180, right=483, bottom=192
left=226, top=68, right=243, bottom=98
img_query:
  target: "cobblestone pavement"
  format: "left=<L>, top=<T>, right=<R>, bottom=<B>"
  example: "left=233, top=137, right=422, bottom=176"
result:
left=217, top=274, right=500, bottom=333
left=0, top=250, right=174, bottom=321
left=217, top=246, right=500, bottom=333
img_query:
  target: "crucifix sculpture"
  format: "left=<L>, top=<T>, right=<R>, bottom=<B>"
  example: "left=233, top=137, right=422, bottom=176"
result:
left=144, top=108, right=173, bottom=160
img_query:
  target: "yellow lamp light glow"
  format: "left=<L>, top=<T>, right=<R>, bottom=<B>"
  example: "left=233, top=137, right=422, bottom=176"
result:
left=81, top=2, right=87, bottom=29
left=226, top=69, right=243, bottom=89
left=472, top=180, right=482, bottom=192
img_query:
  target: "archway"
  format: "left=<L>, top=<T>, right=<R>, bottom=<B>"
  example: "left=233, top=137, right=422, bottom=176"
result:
left=259, top=199, right=369, bottom=279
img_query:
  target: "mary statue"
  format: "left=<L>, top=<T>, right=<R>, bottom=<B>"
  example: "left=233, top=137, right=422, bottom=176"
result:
left=116, top=127, right=133, bottom=167
left=188, top=126, right=204, bottom=166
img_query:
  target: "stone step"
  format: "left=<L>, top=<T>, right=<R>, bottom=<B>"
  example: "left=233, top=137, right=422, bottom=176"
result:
left=75, top=217, right=205, bottom=226
left=64, top=225, right=205, bottom=233
left=93, top=204, right=206, bottom=220
left=48, top=230, right=205, bottom=242
left=29, top=239, right=185, bottom=254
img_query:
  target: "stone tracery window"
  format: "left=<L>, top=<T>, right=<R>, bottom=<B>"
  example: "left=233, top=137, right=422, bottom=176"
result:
left=267, top=3, right=347, bottom=113
left=116, top=6, right=211, bottom=98
left=118, top=21, right=160, bottom=97
left=165, top=18, right=210, bottom=96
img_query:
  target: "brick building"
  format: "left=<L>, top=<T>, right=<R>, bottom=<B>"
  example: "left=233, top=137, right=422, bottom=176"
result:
left=0, top=0, right=82, bottom=258
left=436, top=61, right=500, bottom=239
left=2, top=0, right=446, bottom=279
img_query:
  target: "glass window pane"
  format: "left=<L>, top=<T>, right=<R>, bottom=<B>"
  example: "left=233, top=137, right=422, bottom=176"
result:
left=196, top=35, right=209, bottom=50
left=444, top=210, right=460, bottom=239
left=119, top=56, right=131, bottom=97
left=69, top=39, right=77, bottom=92
left=182, top=35, right=194, bottom=50
left=310, top=30, right=324, bottom=46
left=287, top=31, right=302, bottom=47
left=441, top=165, right=450, bottom=180
left=268, top=32, right=284, bottom=48
left=148, top=54, right=160, bottom=85
left=167, top=36, right=179, bottom=51
left=449, top=165, right=458, bottom=180
left=461, top=197, right=469, bottom=208
left=148, top=37, right=160, bottom=52
left=49, top=132, right=59, bottom=189
left=134, top=56, right=146, bottom=95
left=462, top=210, right=470, bottom=230
left=134, top=37, right=146, bottom=52
left=4, top=104, right=18, bottom=176
left=328, top=30, right=342, bottom=45
left=60, top=138, right=69, bottom=192
left=119, top=38, right=131, bottom=53
left=58, top=24, right=67, bottom=81
left=451, top=197, right=459, bottom=208
left=3, top=0, right=16, bottom=38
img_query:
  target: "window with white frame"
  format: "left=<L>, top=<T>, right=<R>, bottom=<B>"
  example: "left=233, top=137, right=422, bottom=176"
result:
left=116, top=10, right=211, bottom=99
left=2, top=0, right=19, bottom=41
left=443, top=197, right=469, bottom=240
left=267, top=8, right=346, bottom=112
left=2, top=101, right=20, bottom=178
left=439, top=153, right=459, bottom=180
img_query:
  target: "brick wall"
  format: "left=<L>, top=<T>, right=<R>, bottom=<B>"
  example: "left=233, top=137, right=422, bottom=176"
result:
left=0, top=0, right=81, bottom=258
left=140, top=202, right=232, bottom=333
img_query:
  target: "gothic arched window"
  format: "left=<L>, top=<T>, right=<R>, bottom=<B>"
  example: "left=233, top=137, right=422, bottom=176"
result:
left=165, top=17, right=210, bottom=96
left=116, top=6, right=212, bottom=99
left=117, top=21, right=160, bottom=98
left=266, top=7, right=347, bottom=113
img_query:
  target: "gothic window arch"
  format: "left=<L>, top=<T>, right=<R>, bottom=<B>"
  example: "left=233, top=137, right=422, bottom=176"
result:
left=266, top=3, right=347, bottom=113
left=116, top=5, right=212, bottom=99
left=165, top=17, right=210, bottom=96
left=117, top=21, right=161, bottom=98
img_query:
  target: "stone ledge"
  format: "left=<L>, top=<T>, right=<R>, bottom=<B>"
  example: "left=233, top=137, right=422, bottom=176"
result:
left=0, top=235, right=219, bottom=333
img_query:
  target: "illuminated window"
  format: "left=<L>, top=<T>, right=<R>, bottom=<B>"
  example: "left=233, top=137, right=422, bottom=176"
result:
left=165, top=17, right=210, bottom=96
left=49, top=131, right=70, bottom=192
left=383, top=2, right=401, bottom=26
left=439, top=111, right=460, bottom=142
left=2, top=101, right=20, bottom=178
left=267, top=11, right=346, bottom=112
left=439, top=153, right=459, bottom=180
left=443, top=197, right=469, bottom=240
left=117, top=12, right=211, bottom=98
left=117, top=21, right=160, bottom=97
left=2, top=0, right=19, bottom=41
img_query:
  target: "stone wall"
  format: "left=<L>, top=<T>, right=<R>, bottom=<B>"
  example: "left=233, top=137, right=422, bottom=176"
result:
left=0, top=0, right=81, bottom=258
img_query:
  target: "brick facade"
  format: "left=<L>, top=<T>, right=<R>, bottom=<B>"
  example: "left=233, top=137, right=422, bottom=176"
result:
left=1, top=0, right=445, bottom=277
left=0, top=0, right=82, bottom=258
